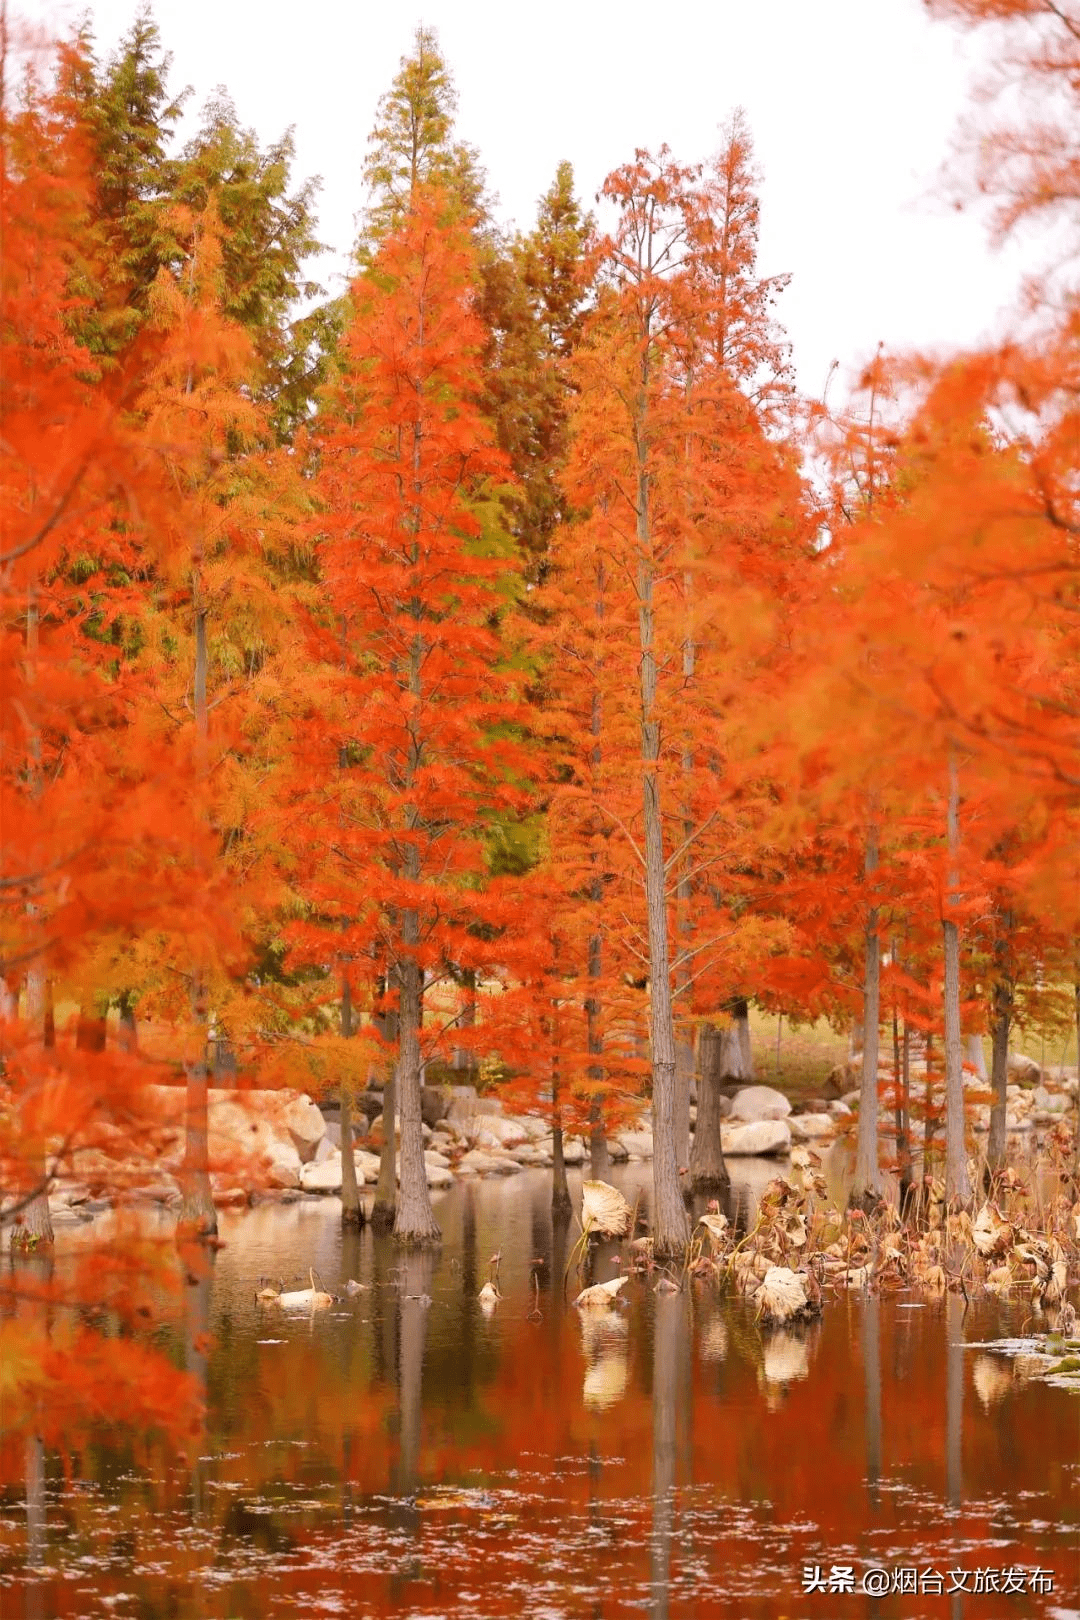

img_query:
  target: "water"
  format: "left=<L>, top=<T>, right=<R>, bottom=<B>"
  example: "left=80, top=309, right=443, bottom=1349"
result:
left=1, top=1164, right=1077, bottom=1618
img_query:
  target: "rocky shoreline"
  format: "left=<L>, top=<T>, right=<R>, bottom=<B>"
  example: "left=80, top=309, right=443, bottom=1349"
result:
left=41, top=1054, right=1079, bottom=1224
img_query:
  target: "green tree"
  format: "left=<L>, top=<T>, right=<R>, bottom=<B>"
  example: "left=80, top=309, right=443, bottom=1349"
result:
left=358, top=24, right=489, bottom=255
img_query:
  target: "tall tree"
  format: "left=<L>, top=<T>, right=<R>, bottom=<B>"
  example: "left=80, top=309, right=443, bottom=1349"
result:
left=358, top=24, right=488, bottom=256
left=311, top=185, right=530, bottom=1243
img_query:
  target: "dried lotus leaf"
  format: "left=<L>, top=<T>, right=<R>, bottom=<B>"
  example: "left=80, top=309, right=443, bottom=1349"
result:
left=580, top=1179, right=633, bottom=1238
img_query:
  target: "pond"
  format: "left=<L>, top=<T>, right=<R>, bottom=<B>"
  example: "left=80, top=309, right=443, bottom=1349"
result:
left=1, top=1164, right=1077, bottom=1619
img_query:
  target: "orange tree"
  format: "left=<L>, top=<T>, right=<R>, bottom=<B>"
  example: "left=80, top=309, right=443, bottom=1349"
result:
left=305, top=185, right=533, bottom=1243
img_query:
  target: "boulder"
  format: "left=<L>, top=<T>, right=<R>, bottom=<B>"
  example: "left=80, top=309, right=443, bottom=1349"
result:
left=788, top=1113, right=836, bottom=1142
left=266, top=1157, right=301, bottom=1190
left=425, top=1164, right=454, bottom=1189
left=512, top=1143, right=552, bottom=1167
left=133, top=1175, right=182, bottom=1205
left=311, top=1134, right=338, bottom=1165
left=828, top=1099, right=853, bottom=1119
left=472, top=1114, right=527, bottom=1149
left=421, top=1085, right=450, bottom=1128
left=356, top=1090, right=384, bottom=1123
left=1031, top=1084, right=1070, bottom=1116
left=281, top=1093, right=327, bottom=1162
left=366, top=1114, right=400, bottom=1148
left=458, top=1148, right=522, bottom=1176
left=511, top=1113, right=548, bottom=1142
left=728, top=1085, right=792, bottom=1123
left=619, top=1129, right=654, bottom=1160
left=446, top=1086, right=479, bottom=1123
left=606, top=1138, right=630, bottom=1163
left=560, top=1136, right=586, bottom=1165
left=355, top=1149, right=381, bottom=1184
left=211, top=1178, right=248, bottom=1208
left=300, top=1155, right=344, bottom=1192
left=424, top=1148, right=451, bottom=1170
left=721, top=1119, right=792, bottom=1157
left=1007, top=1052, right=1042, bottom=1087
left=50, top=1182, right=91, bottom=1208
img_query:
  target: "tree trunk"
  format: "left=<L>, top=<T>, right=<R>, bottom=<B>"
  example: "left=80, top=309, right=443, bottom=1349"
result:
left=550, top=1004, right=572, bottom=1216
left=1072, top=980, right=1080, bottom=1182
left=452, top=967, right=476, bottom=1072
left=339, top=974, right=362, bottom=1228
left=851, top=823, right=882, bottom=1210
left=643, top=749, right=690, bottom=1258
left=943, top=754, right=971, bottom=1206
left=15, top=587, right=54, bottom=1251
left=716, top=1000, right=754, bottom=1085
left=688, top=1022, right=730, bottom=1194
left=964, top=1031, right=987, bottom=1081
left=586, top=916, right=610, bottom=1179
left=586, top=557, right=611, bottom=1182
left=393, top=941, right=440, bottom=1245
left=180, top=595, right=217, bottom=1239
left=923, top=1030, right=937, bottom=1170
left=987, top=973, right=1012, bottom=1179
left=896, top=1012, right=913, bottom=1209
left=12, top=967, right=54, bottom=1250
left=371, top=1062, right=397, bottom=1228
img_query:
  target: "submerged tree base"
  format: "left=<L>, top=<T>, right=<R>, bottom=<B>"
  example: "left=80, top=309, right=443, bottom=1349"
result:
left=178, top=1177, right=218, bottom=1242
left=392, top=1222, right=442, bottom=1248
left=688, top=1170, right=730, bottom=1198
left=370, top=1200, right=396, bottom=1230
left=847, top=1184, right=885, bottom=1218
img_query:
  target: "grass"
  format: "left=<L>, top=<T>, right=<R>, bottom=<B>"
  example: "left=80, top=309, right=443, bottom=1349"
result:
left=745, top=1009, right=849, bottom=1107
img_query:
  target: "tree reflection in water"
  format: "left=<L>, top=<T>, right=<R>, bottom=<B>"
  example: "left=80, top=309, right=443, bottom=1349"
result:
left=650, top=1290, right=691, bottom=1620
left=2, top=1185, right=1077, bottom=1618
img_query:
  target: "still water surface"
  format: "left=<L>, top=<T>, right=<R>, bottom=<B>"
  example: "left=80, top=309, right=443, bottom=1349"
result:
left=2, top=1164, right=1077, bottom=1619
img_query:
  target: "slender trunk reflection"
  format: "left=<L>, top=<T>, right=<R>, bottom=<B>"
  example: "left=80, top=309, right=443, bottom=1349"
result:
left=946, top=1293, right=965, bottom=1620
left=182, top=1247, right=214, bottom=1523
left=24, top=1432, right=45, bottom=1620
left=651, top=1291, right=690, bottom=1620
left=862, top=1294, right=882, bottom=1502
left=397, top=1249, right=435, bottom=1498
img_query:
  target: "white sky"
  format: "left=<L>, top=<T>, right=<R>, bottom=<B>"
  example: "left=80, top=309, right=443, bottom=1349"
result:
left=43, top=0, right=1033, bottom=398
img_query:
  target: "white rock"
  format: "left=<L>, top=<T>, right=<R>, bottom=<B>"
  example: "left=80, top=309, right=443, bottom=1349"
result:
left=1007, top=1052, right=1042, bottom=1086
left=266, top=1157, right=301, bottom=1189
left=788, top=1113, right=836, bottom=1142
left=458, top=1148, right=522, bottom=1176
left=511, top=1143, right=552, bottom=1167
left=728, top=1085, right=792, bottom=1123
left=828, top=1100, right=853, bottom=1118
left=426, top=1164, right=454, bottom=1189
left=619, top=1130, right=654, bottom=1160
left=1032, top=1085, right=1069, bottom=1115
left=721, top=1119, right=792, bottom=1157
left=472, top=1114, right=528, bottom=1149
left=605, top=1138, right=630, bottom=1163
left=300, top=1155, right=343, bottom=1192
left=516, top=1115, right=550, bottom=1142
left=311, top=1134, right=338, bottom=1165
left=355, top=1149, right=382, bottom=1184
left=424, top=1148, right=451, bottom=1170
left=282, top=1093, right=327, bottom=1162
left=560, top=1136, right=586, bottom=1165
